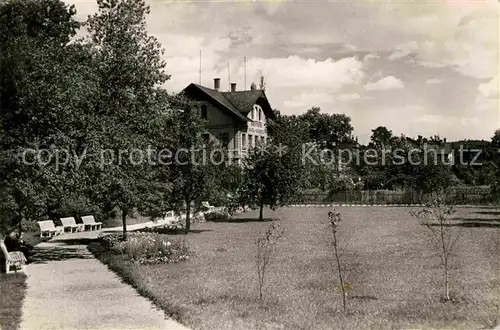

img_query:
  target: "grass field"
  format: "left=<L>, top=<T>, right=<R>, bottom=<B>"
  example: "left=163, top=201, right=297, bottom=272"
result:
left=0, top=273, right=27, bottom=330
left=0, top=231, right=44, bottom=330
left=92, top=206, right=500, bottom=330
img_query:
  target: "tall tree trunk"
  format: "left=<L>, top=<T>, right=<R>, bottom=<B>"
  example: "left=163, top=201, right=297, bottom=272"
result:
left=184, top=200, right=191, bottom=234
left=122, top=208, right=128, bottom=241
left=440, top=221, right=450, bottom=301
left=259, top=198, right=264, bottom=221
left=444, top=259, right=450, bottom=301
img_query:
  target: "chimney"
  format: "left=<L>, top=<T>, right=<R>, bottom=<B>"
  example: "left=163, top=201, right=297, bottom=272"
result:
left=213, top=78, right=220, bottom=91
left=230, top=83, right=237, bottom=92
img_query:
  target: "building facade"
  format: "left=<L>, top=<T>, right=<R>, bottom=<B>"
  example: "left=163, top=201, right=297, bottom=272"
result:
left=182, top=78, right=275, bottom=162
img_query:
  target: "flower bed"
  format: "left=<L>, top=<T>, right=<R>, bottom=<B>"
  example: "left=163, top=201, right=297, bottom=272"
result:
left=100, top=232, right=189, bottom=265
left=139, top=224, right=185, bottom=235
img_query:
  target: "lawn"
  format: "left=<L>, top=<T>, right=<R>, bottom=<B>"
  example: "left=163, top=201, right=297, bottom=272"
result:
left=0, top=230, right=45, bottom=330
left=91, top=206, right=500, bottom=330
left=0, top=273, right=27, bottom=330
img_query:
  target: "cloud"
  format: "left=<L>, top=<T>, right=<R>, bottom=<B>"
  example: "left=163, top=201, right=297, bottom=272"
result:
left=64, top=0, right=499, bottom=143
left=410, top=113, right=445, bottom=124
left=337, top=93, right=361, bottom=102
left=283, top=100, right=308, bottom=109
left=163, top=36, right=232, bottom=92
left=383, top=3, right=499, bottom=79
left=241, top=56, right=364, bottom=91
left=388, top=48, right=412, bottom=61
left=363, top=53, right=380, bottom=62
left=283, top=91, right=333, bottom=109
left=350, top=104, right=433, bottom=144
left=473, top=75, right=499, bottom=118
left=478, top=75, right=499, bottom=99
left=365, top=76, right=404, bottom=91
left=460, top=116, right=480, bottom=127
left=426, top=78, right=443, bottom=85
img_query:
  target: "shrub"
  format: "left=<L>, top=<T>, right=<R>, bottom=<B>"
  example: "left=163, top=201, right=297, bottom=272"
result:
left=256, top=222, right=284, bottom=302
left=191, top=212, right=206, bottom=223
left=100, top=233, right=189, bottom=265
left=204, top=210, right=231, bottom=222
left=139, top=224, right=185, bottom=235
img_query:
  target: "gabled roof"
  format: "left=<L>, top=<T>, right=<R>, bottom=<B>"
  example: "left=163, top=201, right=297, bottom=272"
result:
left=221, top=90, right=274, bottom=119
left=182, top=83, right=275, bottom=122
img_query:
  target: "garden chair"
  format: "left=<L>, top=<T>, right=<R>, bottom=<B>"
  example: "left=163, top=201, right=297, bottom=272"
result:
left=37, top=220, right=63, bottom=238
left=81, top=215, right=102, bottom=231
left=60, top=217, right=84, bottom=233
left=1, top=239, right=27, bottom=274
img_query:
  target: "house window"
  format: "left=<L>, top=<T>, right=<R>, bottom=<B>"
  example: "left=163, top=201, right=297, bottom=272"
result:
left=218, top=132, right=229, bottom=148
left=248, top=134, right=253, bottom=148
left=258, top=108, right=262, bottom=121
left=201, top=104, right=208, bottom=119
left=242, top=133, right=247, bottom=149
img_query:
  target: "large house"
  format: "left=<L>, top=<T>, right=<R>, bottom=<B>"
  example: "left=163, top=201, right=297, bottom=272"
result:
left=182, top=78, right=275, bottom=162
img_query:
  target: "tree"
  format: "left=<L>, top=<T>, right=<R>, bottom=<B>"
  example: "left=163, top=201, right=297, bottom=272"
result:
left=327, top=210, right=351, bottom=313
left=491, top=130, right=500, bottom=197
left=155, top=95, right=226, bottom=234
left=268, top=111, right=334, bottom=191
left=238, top=111, right=309, bottom=220
left=370, top=126, right=393, bottom=149
left=0, top=0, right=86, bottom=235
left=84, top=0, right=169, bottom=239
left=429, top=134, right=444, bottom=144
left=299, top=107, right=355, bottom=150
left=412, top=197, right=462, bottom=301
left=491, top=129, right=500, bottom=148
left=239, top=143, right=303, bottom=221
left=255, top=222, right=284, bottom=302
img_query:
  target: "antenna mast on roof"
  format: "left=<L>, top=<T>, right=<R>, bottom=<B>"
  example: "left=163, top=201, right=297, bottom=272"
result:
left=228, top=62, right=231, bottom=91
left=244, top=56, right=247, bottom=90
left=199, top=49, right=201, bottom=84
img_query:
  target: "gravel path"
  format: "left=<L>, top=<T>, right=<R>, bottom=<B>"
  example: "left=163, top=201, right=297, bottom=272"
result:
left=20, top=233, right=190, bottom=330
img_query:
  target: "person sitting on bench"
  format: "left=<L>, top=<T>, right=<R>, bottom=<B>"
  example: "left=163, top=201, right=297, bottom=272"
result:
left=4, top=231, right=32, bottom=264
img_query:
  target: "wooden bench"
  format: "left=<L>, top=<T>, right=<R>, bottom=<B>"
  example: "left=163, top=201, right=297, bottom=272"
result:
left=1, top=240, right=27, bottom=274
left=37, top=220, right=63, bottom=238
left=81, top=215, right=102, bottom=231
left=60, top=217, right=84, bottom=233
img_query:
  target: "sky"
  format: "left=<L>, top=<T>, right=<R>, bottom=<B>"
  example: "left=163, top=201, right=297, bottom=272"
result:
left=65, top=0, right=499, bottom=144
